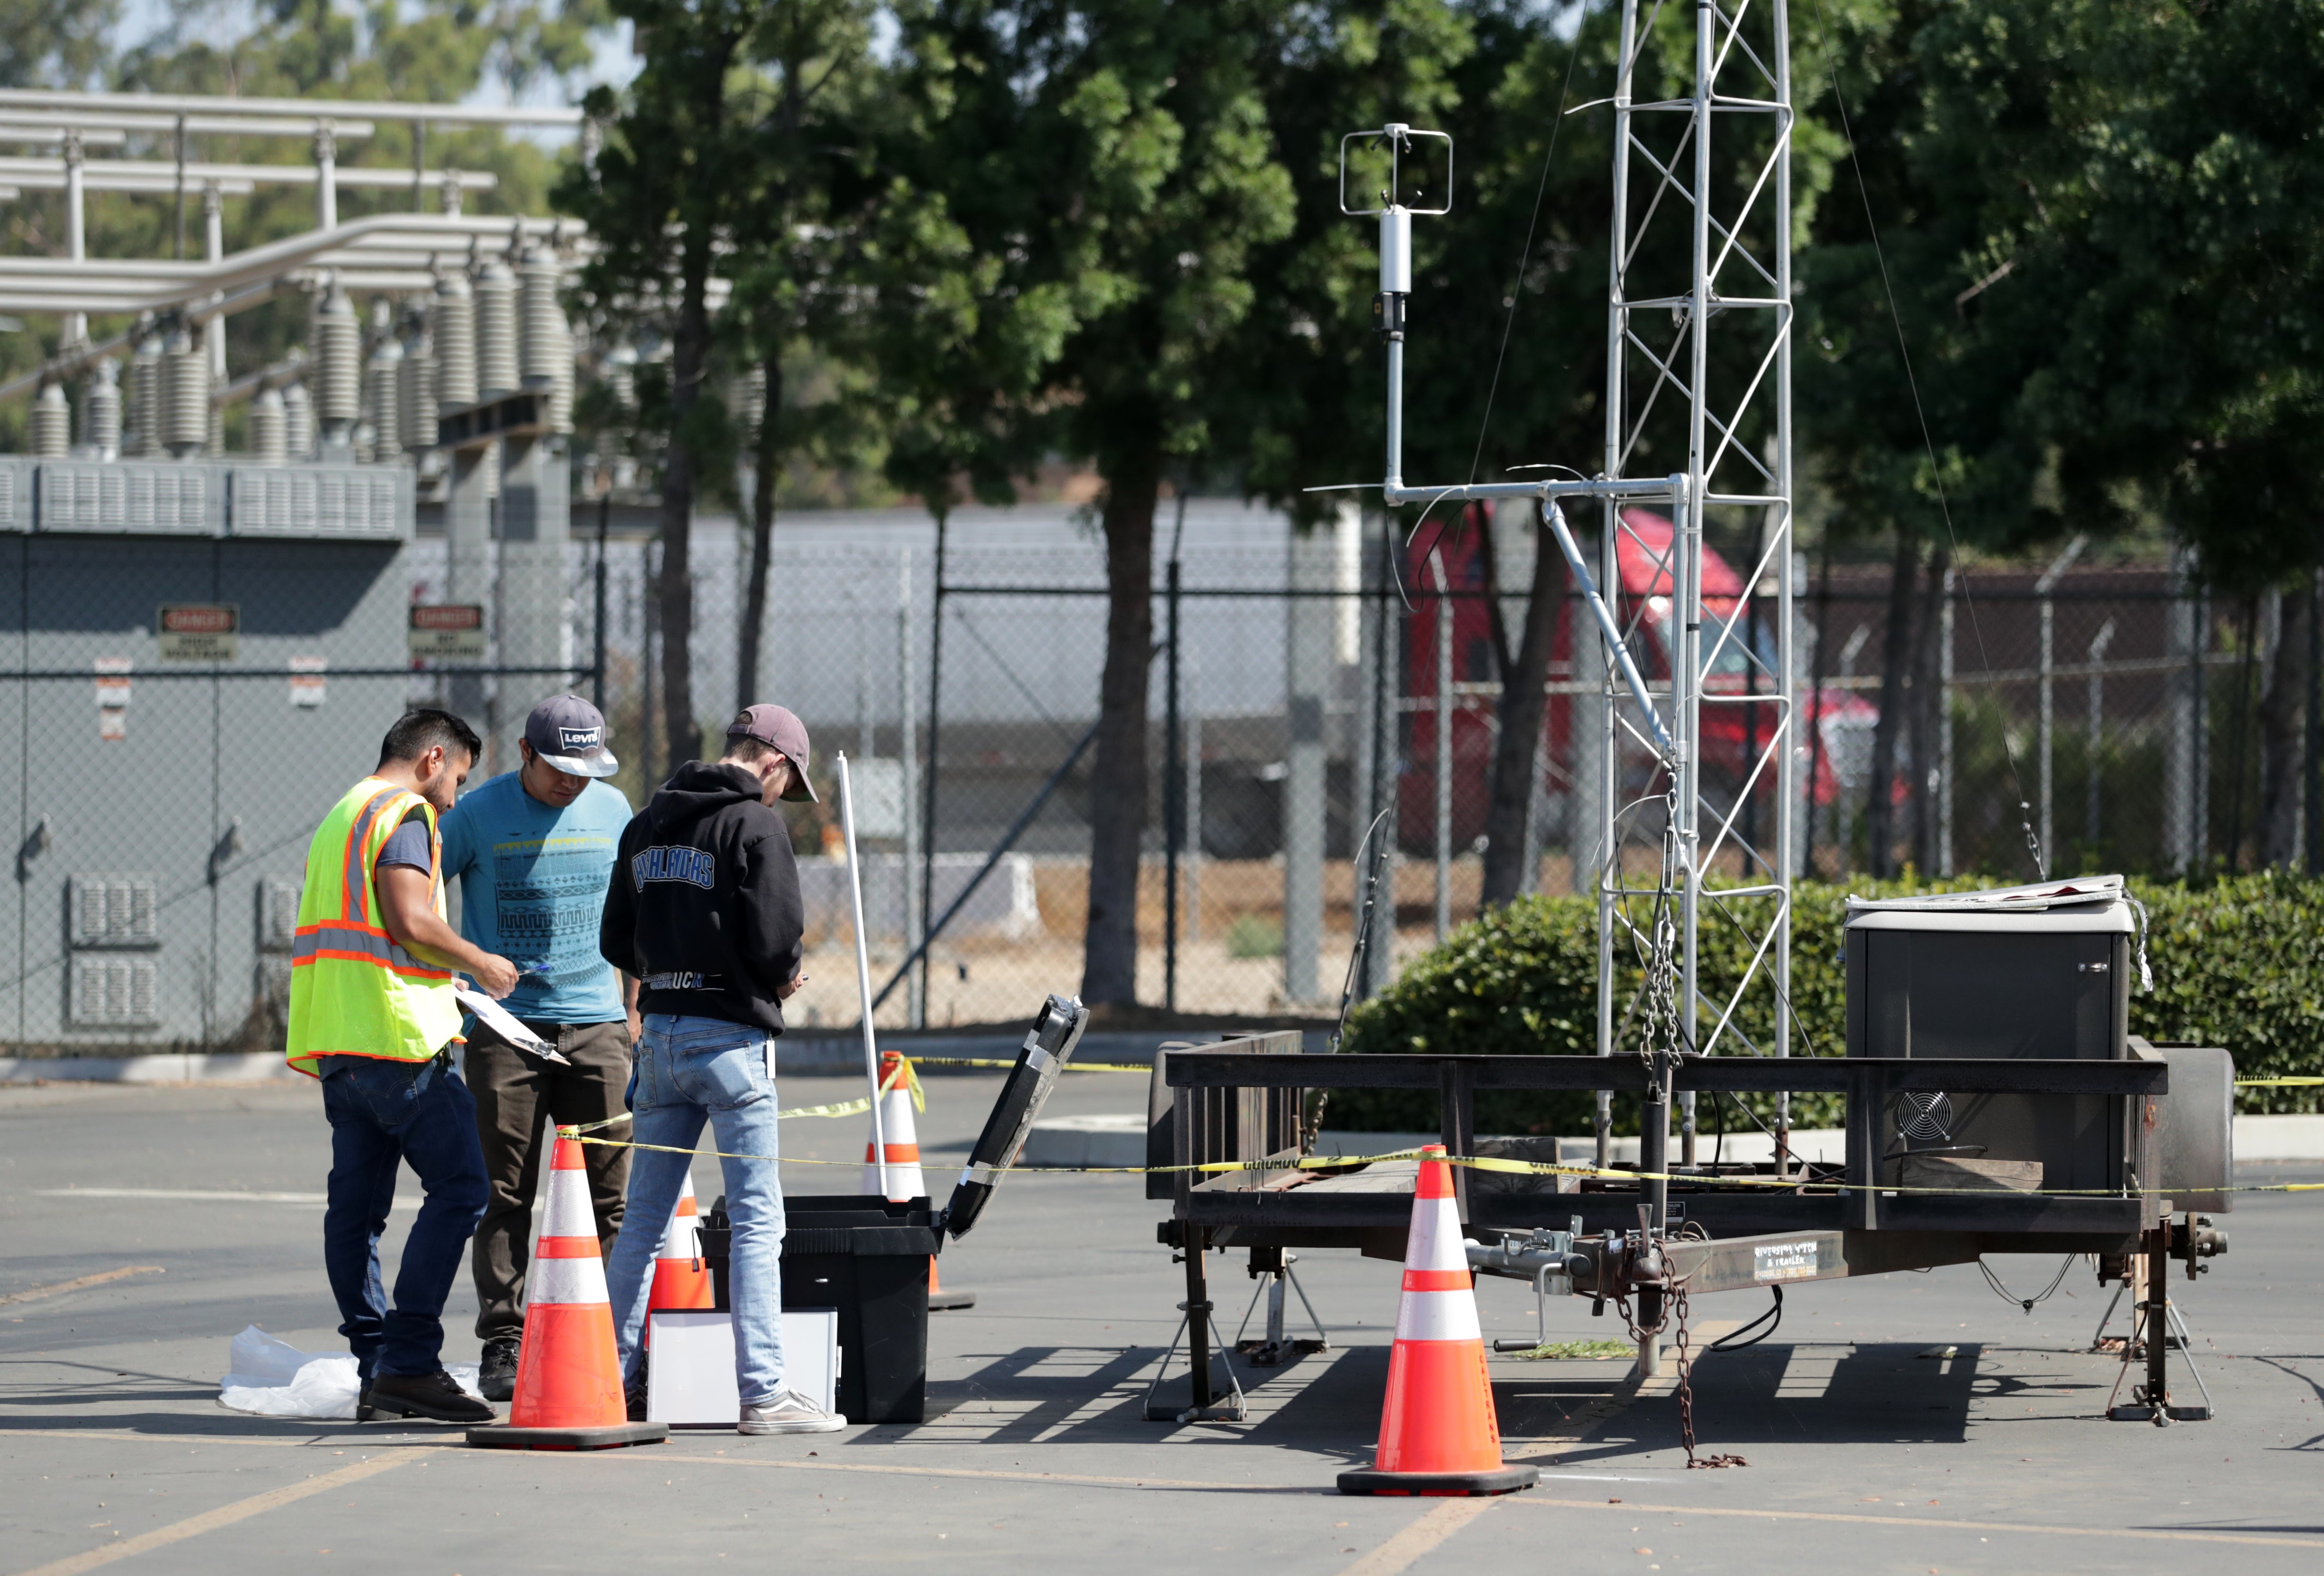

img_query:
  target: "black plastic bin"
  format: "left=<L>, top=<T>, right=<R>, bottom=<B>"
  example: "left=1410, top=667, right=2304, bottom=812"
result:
left=690, top=997, right=1093, bottom=1426
left=701, top=1194, right=937, bottom=1424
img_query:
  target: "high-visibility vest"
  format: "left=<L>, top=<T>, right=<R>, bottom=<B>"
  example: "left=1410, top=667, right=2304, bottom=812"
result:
left=284, top=777, right=463, bottom=1078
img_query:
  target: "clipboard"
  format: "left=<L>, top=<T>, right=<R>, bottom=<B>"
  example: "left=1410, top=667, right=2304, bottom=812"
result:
left=455, top=986, right=571, bottom=1065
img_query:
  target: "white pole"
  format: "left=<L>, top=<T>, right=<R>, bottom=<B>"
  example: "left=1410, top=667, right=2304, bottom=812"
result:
left=2034, top=535, right=2088, bottom=879
left=2088, top=618, right=2116, bottom=846
left=1185, top=650, right=1201, bottom=946
left=899, top=550, right=925, bottom=1029
left=63, top=126, right=86, bottom=346
left=838, top=753, right=889, bottom=1197
left=313, top=120, right=337, bottom=231
left=1937, top=566, right=1955, bottom=877
left=1432, top=546, right=1452, bottom=943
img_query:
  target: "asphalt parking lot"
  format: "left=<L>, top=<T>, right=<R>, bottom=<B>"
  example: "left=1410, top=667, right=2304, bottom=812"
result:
left=4, top=1068, right=2320, bottom=1575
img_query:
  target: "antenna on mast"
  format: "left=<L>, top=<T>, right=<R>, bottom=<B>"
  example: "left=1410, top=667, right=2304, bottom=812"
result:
left=1340, top=124, right=1450, bottom=494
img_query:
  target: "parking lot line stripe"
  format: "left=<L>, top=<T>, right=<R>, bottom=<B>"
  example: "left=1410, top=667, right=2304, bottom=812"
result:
left=1503, top=1494, right=2324, bottom=1550
left=0, top=1430, right=442, bottom=1450
left=0, top=1268, right=165, bottom=1306
left=10, top=1448, right=436, bottom=1576
left=1333, top=1498, right=1501, bottom=1576
left=36, top=1189, right=330, bottom=1203
left=645, top=1451, right=1306, bottom=1492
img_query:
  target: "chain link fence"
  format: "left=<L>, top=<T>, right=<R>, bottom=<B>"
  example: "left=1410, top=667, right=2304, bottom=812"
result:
left=1802, top=562, right=2299, bottom=882
left=1, top=528, right=592, bottom=1056
left=6, top=505, right=2295, bottom=1058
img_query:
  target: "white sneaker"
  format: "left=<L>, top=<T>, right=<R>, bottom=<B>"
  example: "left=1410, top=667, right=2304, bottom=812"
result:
left=738, top=1392, right=847, bottom=1435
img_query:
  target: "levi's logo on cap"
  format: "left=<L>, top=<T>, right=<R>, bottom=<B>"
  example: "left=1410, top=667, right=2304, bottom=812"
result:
left=560, top=726, right=602, bottom=752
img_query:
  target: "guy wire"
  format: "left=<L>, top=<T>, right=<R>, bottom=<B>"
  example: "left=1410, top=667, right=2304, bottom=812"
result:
left=1806, top=0, right=2043, bottom=877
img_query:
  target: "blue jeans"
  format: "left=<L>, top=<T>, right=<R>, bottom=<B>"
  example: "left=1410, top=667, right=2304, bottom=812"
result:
left=606, top=1014, right=788, bottom=1407
left=319, top=1054, right=491, bottom=1381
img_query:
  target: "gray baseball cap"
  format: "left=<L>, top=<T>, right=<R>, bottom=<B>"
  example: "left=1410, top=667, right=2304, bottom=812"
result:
left=524, top=695, right=620, bottom=779
left=726, top=703, right=817, bottom=802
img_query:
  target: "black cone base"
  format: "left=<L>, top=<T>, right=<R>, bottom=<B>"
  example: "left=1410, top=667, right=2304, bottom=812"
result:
left=928, top=1288, right=978, bottom=1310
left=467, top=1421, right=668, bottom=1451
left=1337, top=1462, right=1539, bottom=1497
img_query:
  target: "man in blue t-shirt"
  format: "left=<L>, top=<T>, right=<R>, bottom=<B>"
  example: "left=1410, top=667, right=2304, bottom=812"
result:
left=438, top=695, right=638, bottom=1403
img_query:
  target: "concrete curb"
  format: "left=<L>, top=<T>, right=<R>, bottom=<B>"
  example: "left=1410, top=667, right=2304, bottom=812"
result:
left=0, top=1052, right=303, bottom=1084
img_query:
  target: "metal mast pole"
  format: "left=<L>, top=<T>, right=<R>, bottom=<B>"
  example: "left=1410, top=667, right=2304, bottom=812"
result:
left=1594, top=0, right=1642, bottom=1176
left=1771, top=0, right=1798, bottom=1170
left=1672, top=0, right=1716, bottom=1179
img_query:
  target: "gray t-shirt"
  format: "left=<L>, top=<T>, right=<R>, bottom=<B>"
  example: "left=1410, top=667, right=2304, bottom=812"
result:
left=377, top=808, right=433, bottom=874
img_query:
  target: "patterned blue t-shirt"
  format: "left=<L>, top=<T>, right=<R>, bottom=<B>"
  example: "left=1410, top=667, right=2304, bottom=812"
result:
left=439, top=772, right=633, bottom=1023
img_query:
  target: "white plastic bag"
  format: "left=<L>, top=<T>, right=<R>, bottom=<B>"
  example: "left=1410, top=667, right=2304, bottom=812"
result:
left=217, top=1325, right=484, bottom=1420
left=219, top=1325, right=359, bottom=1419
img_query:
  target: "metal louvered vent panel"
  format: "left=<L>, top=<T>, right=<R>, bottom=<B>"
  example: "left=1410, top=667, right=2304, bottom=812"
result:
left=258, top=878, right=301, bottom=953
left=228, top=464, right=408, bottom=539
left=36, top=463, right=223, bottom=535
left=69, top=874, right=162, bottom=949
left=69, top=957, right=162, bottom=1027
left=0, top=458, right=26, bottom=531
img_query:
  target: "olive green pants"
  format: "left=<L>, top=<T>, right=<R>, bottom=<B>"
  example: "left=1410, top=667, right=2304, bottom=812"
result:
left=466, top=1018, right=632, bottom=1344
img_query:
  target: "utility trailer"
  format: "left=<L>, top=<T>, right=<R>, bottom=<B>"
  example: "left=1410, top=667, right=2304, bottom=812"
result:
left=1146, top=882, right=2233, bottom=1427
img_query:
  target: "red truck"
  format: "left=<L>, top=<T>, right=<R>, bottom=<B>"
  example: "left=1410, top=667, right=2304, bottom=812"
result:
left=1402, top=507, right=1875, bottom=852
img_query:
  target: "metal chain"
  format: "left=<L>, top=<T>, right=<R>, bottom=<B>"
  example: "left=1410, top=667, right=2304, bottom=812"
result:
left=1673, top=1280, right=1748, bottom=1470
left=1639, top=783, right=1686, bottom=1067
left=1674, top=1282, right=1696, bottom=1460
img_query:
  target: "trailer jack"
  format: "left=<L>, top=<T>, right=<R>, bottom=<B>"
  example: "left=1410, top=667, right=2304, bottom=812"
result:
left=2105, top=1223, right=2216, bottom=1424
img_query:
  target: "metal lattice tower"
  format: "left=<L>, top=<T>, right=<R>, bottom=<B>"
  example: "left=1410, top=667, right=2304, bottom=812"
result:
left=1347, top=0, right=1797, bottom=1218
left=1591, top=0, right=1797, bottom=1168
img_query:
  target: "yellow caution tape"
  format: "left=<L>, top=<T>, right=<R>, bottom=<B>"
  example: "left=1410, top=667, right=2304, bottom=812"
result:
left=555, top=1128, right=2324, bottom=1198
left=907, top=1055, right=1152, bottom=1073
left=2237, top=1076, right=2324, bottom=1087
left=567, top=1054, right=926, bottom=1133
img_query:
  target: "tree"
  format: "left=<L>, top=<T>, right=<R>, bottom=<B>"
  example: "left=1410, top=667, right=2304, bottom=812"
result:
left=1931, top=0, right=2324, bottom=867
left=0, top=0, right=121, bottom=88
left=888, top=0, right=1300, bottom=1006
left=713, top=0, right=888, bottom=709
left=1799, top=0, right=2324, bottom=872
left=568, top=0, right=767, bottom=770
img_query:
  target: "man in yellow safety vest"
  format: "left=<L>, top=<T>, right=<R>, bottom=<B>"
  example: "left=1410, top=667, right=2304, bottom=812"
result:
left=287, top=708, right=519, bottom=1424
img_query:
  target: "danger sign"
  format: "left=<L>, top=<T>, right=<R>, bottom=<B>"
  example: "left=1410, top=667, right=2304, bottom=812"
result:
left=409, top=604, right=486, bottom=659
left=158, top=603, right=240, bottom=662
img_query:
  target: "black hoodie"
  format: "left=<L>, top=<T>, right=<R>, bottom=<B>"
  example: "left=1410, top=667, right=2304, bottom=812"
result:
left=599, top=760, right=804, bottom=1035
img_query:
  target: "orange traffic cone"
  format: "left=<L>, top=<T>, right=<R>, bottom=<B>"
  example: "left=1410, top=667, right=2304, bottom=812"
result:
left=642, top=1168, right=713, bottom=1345
left=1337, top=1145, right=1536, bottom=1496
left=862, top=1052, right=927, bottom=1200
left=468, top=1129, right=667, bottom=1451
left=863, top=1054, right=977, bottom=1310
left=927, top=1252, right=975, bottom=1311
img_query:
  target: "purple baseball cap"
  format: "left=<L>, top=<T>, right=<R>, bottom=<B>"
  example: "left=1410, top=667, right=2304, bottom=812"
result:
left=726, top=703, right=817, bottom=802
left=524, top=695, right=620, bottom=779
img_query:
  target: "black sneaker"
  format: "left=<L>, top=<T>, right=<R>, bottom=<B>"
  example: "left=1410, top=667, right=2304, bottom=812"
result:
left=477, top=1338, right=520, bottom=1403
left=361, top=1369, right=496, bottom=1425
left=625, top=1355, right=649, bottom=1423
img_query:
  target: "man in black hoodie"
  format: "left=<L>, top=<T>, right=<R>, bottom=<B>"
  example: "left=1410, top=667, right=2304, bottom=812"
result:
left=597, top=705, right=845, bottom=1435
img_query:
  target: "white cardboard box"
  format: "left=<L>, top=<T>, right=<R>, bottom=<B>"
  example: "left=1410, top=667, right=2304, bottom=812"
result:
left=647, top=1309, right=840, bottom=1426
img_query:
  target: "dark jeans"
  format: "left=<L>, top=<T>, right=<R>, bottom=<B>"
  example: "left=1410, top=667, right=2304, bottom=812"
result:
left=320, top=1053, right=491, bottom=1381
left=465, top=1019, right=632, bottom=1344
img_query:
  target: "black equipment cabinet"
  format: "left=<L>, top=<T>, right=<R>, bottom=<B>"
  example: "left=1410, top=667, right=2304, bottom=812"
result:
left=1844, top=885, right=2135, bottom=1195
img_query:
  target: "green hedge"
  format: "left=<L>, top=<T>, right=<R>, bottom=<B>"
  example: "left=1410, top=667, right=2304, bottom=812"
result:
left=1328, top=873, right=2324, bottom=1133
